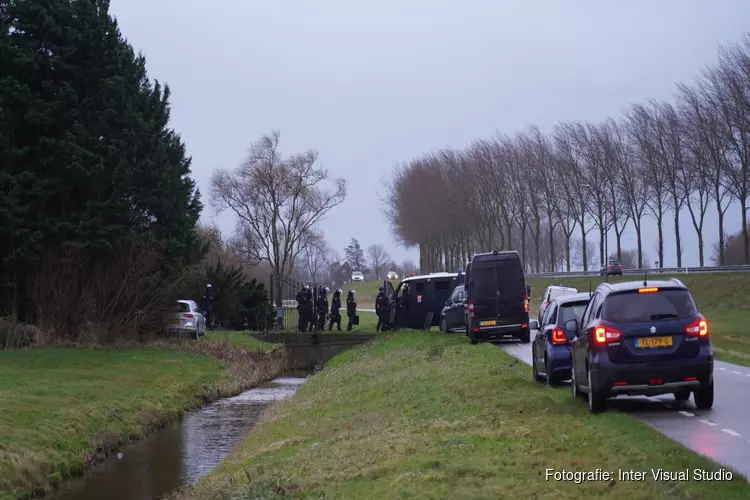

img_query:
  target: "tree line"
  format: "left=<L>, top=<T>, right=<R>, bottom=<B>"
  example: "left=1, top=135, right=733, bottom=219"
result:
left=0, top=1, right=272, bottom=344
left=383, top=34, right=750, bottom=273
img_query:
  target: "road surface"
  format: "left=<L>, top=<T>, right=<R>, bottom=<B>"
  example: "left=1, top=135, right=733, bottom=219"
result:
left=499, top=331, right=750, bottom=479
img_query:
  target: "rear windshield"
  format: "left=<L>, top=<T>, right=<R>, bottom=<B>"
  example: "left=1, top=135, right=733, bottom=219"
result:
left=549, top=288, right=575, bottom=299
left=558, top=301, right=589, bottom=325
left=601, top=289, right=698, bottom=323
left=471, top=260, right=524, bottom=297
left=176, top=302, right=190, bottom=312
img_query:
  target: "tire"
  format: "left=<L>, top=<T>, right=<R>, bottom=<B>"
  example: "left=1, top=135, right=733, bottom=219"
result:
left=440, top=318, right=447, bottom=333
left=545, top=358, right=557, bottom=386
left=518, top=330, right=530, bottom=344
left=469, top=329, right=479, bottom=345
left=532, top=346, right=543, bottom=382
left=571, top=366, right=582, bottom=400
left=674, top=388, right=691, bottom=401
left=193, top=328, right=200, bottom=340
left=587, top=368, right=606, bottom=413
left=694, top=380, right=714, bottom=409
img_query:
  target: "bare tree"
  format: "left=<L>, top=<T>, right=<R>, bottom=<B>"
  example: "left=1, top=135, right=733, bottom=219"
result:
left=210, top=131, right=346, bottom=304
left=595, top=120, right=630, bottom=260
left=367, top=244, right=390, bottom=279
left=302, top=233, right=330, bottom=284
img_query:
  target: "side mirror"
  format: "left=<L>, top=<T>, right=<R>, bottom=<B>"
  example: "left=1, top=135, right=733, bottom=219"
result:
left=564, top=319, right=578, bottom=334
left=529, top=319, right=539, bottom=330
left=525, top=284, right=531, bottom=295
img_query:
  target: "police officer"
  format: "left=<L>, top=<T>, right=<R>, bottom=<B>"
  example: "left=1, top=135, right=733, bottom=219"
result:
left=295, top=285, right=308, bottom=332
left=375, top=285, right=389, bottom=332
left=203, top=284, right=213, bottom=330
left=346, top=289, right=357, bottom=331
left=329, top=288, right=342, bottom=331
left=317, top=286, right=329, bottom=331
left=397, top=283, right=410, bottom=328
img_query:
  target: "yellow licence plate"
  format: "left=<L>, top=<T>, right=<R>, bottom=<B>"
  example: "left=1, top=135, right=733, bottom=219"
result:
left=480, top=320, right=497, bottom=326
left=637, top=336, right=672, bottom=348
left=171, top=319, right=180, bottom=324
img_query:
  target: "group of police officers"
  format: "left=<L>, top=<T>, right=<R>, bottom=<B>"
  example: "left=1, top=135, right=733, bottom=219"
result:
left=295, top=285, right=358, bottom=332
left=296, top=281, right=410, bottom=333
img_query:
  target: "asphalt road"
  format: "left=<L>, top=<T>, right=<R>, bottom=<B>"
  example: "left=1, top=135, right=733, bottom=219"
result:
left=498, top=331, right=750, bottom=479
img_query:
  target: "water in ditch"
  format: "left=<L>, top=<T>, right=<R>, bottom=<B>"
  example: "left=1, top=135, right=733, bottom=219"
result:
left=52, top=374, right=308, bottom=500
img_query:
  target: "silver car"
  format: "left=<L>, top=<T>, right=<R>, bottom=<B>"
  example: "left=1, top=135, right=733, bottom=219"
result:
left=167, top=300, right=206, bottom=339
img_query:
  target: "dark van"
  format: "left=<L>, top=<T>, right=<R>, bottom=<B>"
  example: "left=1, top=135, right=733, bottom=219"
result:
left=386, top=272, right=464, bottom=330
left=465, top=251, right=531, bottom=344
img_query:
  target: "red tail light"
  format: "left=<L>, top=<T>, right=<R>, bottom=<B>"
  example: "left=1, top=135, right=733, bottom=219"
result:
left=468, top=299, right=475, bottom=317
left=524, top=294, right=529, bottom=313
left=183, top=313, right=194, bottom=319
left=614, top=381, right=627, bottom=386
left=551, top=328, right=566, bottom=344
left=594, top=325, right=622, bottom=344
left=684, top=318, right=708, bottom=337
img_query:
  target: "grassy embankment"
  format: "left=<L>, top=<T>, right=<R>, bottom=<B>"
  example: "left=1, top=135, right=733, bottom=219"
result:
left=527, top=272, right=750, bottom=367
left=171, top=331, right=750, bottom=500
left=0, top=331, right=283, bottom=500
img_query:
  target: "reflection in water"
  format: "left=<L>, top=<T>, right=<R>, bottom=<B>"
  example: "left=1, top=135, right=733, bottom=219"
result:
left=53, top=376, right=307, bottom=500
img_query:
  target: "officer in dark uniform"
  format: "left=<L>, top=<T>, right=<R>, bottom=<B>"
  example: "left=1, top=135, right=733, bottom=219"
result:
left=328, top=288, right=342, bottom=331
left=346, top=289, right=357, bottom=331
left=317, top=286, right=329, bottom=330
left=375, top=286, right=389, bottom=332
left=397, top=283, right=410, bottom=328
left=296, top=284, right=313, bottom=332
left=295, top=285, right=308, bottom=332
left=203, top=284, right=213, bottom=329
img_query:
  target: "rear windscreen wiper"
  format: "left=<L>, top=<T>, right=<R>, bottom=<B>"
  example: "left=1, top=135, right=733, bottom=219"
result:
left=649, top=313, right=679, bottom=320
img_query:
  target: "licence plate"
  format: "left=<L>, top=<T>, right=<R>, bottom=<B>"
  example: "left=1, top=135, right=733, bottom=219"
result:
left=480, top=320, right=497, bottom=326
left=171, top=319, right=180, bottom=324
left=637, top=336, right=672, bottom=348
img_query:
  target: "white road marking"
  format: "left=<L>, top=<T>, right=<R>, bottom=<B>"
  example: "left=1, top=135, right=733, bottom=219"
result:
left=746, top=373, right=750, bottom=377
left=731, top=370, right=741, bottom=374
left=679, top=410, right=695, bottom=417
left=700, top=419, right=718, bottom=426
left=722, top=428, right=741, bottom=437
left=717, top=367, right=726, bottom=371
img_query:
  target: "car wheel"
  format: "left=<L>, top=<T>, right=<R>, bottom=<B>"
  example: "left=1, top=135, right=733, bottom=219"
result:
left=587, top=368, right=606, bottom=413
left=674, top=388, right=691, bottom=401
left=440, top=318, right=447, bottom=333
left=193, top=328, right=200, bottom=340
left=694, top=380, right=714, bottom=409
left=532, top=346, right=543, bottom=382
left=469, top=329, right=478, bottom=345
left=519, top=330, right=530, bottom=344
left=545, top=357, right=556, bottom=386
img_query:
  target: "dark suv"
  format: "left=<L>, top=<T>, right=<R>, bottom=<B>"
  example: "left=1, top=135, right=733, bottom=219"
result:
left=464, top=251, right=531, bottom=344
left=569, top=279, right=713, bottom=413
left=600, top=260, right=623, bottom=276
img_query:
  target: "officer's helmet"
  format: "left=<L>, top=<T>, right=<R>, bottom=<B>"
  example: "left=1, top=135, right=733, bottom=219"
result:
left=378, top=286, right=384, bottom=292
left=336, top=288, right=342, bottom=293
left=349, top=289, right=355, bottom=295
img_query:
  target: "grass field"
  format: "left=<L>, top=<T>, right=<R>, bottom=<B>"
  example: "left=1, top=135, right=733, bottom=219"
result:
left=527, top=273, right=750, bottom=366
left=202, top=330, right=282, bottom=350
left=0, top=337, right=282, bottom=500
left=171, top=332, right=750, bottom=500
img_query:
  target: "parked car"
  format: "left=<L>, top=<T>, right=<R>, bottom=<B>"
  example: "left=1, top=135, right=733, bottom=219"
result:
left=167, top=300, right=207, bottom=339
left=351, top=271, right=364, bottom=282
left=464, top=251, right=531, bottom=344
left=538, top=284, right=578, bottom=322
left=386, top=270, right=399, bottom=280
left=439, top=284, right=466, bottom=332
left=530, top=292, right=591, bottom=385
left=600, top=260, right=623, bottom=276
left=569, top=279, right=713, bottom=413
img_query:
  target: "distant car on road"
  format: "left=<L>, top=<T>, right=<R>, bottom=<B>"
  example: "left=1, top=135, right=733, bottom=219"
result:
left=464, top=251, right=531, bottom=344
left=569, top=279, right=713, bottom=413
left=600, top=260, right=623, bottom=276
left=439, top=284, right=466, bottom=333
left=538, top=284, right=578, bottom=322
left=531, top=292, right=591, bottom=385
left=386, top=270, right=399, bottom=280
left=351, top=271, right=364, bottom=282
left=167, top=300, right=206, bottom=339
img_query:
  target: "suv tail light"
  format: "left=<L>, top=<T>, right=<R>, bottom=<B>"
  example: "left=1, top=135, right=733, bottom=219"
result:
left=551, top=328, right=567, bottom=344
left=468, top=299, right=475, bottom=317
left=183, top=313, right=194, bottom=319
left=594, top=325, right=622, bottom=344
left=524, top=294, right=529, bottom=313
left=684, top=318, right=708, bottom=337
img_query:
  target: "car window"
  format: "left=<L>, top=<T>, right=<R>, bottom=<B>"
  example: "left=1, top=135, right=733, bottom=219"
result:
left=581, top=293, right=598, bottom=327
left=601, top=290, right=698, bottom=323
left=545, top=304, right=558, bottom=326
left=176, top=302, right=190, bottom=312
left=558, top=301, right=589, bottom=326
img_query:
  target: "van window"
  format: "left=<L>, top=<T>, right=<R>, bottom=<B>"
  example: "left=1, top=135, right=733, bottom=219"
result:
left=434, top=280, right=451, bottom=290
left=602, top=290, right=698, bottom=323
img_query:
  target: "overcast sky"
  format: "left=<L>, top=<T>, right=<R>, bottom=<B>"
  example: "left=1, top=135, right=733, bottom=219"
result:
left=110, top=0, right=750, bottom=269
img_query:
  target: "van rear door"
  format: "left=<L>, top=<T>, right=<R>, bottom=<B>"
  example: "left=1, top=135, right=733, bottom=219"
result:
left=470, top=259, right=526, bottom=324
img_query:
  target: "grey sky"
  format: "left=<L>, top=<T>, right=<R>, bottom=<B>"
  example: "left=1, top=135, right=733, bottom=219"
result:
left=110, top=0, right=750, bottom=268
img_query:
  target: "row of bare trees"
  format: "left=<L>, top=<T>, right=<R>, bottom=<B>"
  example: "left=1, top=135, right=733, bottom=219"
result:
left=383, top=34, right=750, bottom=273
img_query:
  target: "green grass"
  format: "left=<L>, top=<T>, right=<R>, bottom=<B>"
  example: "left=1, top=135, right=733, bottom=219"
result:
left=348, top=280, right=382, bottom=308
left=173, top=332, right=750, bottom=500
left=202, top=330, right=282, bottom=350
left=0, top=337, right=283, bottom=500
left=527, top=273, right=750, bottom=366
